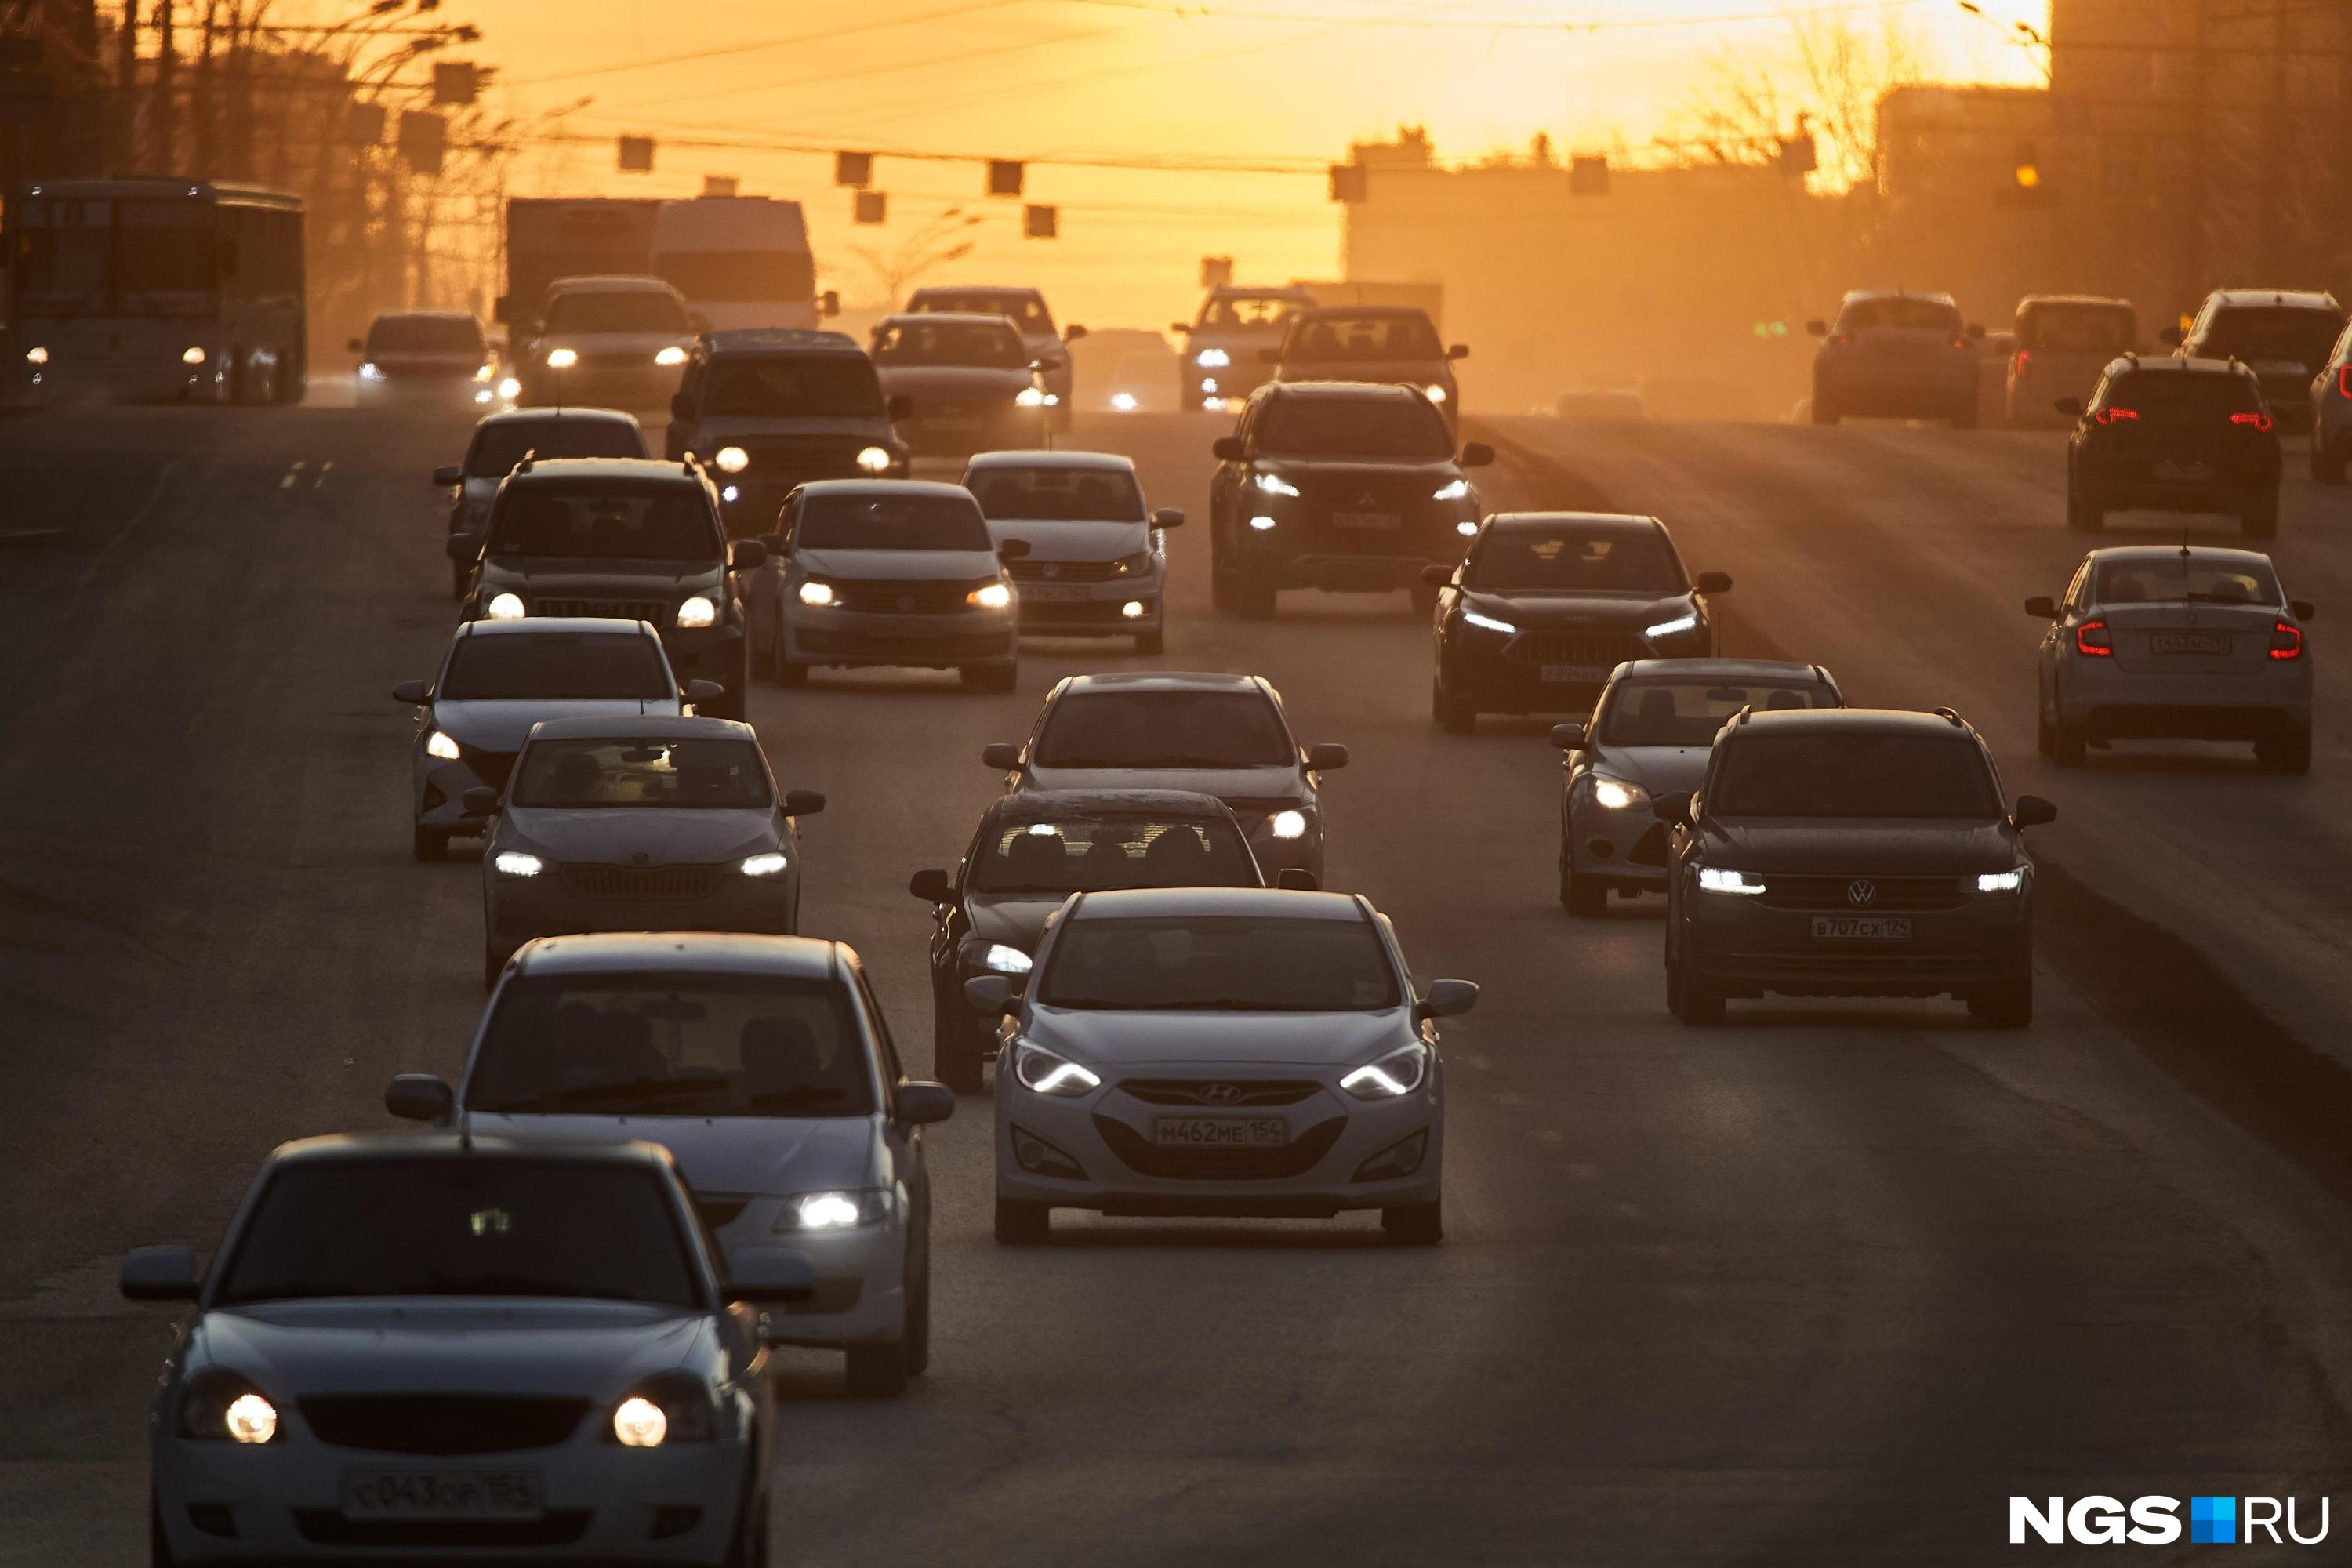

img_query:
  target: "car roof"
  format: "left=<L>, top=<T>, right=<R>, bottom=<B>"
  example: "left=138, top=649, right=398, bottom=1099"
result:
left=545, top=274, right=681, bottom=295
left=964, top=448, right=1137, bottom=473
left=510, top=931, right=843, bottom=980
left=524, top=713, right=757, bottom=742
left=1056, top=670, right=1265, bottom=695
left=475, top=406, right=639, bottom=428
left=1486, top=510, right=1663, bottom=532
left=701, top=328, right=863, bottom=357
left=909, top=285, right=1042, bottom=300
left=992, top=788, right=1233, bottom=821
left=1069, top=887, right=1366, bottom=921
left=505, top=456, right=702, bottom=485
left=1294, top=304, right=1429, bottom=321
left=2205, top=289, right=2342, bottom=311
left=796, top=477, right=975, bottom=500
left=877, top=311, right=1022, bottom=331
left=1261, top=380, right=1425, bottom=402
left=1615, top=657, right=1831, bottom=684
left=456, top=616, right=656, bottom=639
left=2017, top=294, right=2133, bottom=310
left=2085, top=545, right=2276, bottom=568
left=1839, top=289, right=1959, bottom=307
left=264, top=1129, right=682, bottom=1172
left=1726, top=707, right=1975, bottom=739
left=2107, top=354, right=2258, bottom=378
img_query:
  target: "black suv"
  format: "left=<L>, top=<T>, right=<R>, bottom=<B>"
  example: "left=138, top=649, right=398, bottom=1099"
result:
left=1208, top=382, right=1490, bottom=619
left=460, top=457, right=764, bottom=718
left=1269, top=305, right=1467, bottom=431
left=1659, top=708, right=2055, bottom=1028
left=663, top=328, right=909, bottom=535
left=2060, top=355, right=2281, bottom=537
left=2167, top=288, right=2345, bottom=426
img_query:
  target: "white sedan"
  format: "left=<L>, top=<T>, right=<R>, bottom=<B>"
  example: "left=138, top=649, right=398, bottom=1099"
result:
left=967, top=886, right=1474, bottom=1246
left=2028, top=545, right=2315, bottom=771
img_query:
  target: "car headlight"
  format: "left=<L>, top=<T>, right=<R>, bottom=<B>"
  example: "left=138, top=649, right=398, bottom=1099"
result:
left=545, top=347, right=578, bottom=369
left=1456, top=519, right=1479, bottom=537
left=655, top=346, right=688, bottom=366
left=1341, top=1042, right=1429, bottom=1099
left=1697, top=866, right=1765, bottom=896
left=608, top=1374, right=715, bottom=1446
left=1016, top=386, right=1051, bottom=407
left=178, top=1370, right=281, bottom=1443
left=740, top=852, right=788, bottom=877
left=1196, top=348, right=1230, bottom=368
left=1976, top=868, right=2027, bottom=893
left=183, top=345, right=209, bottom=366
left=496, top=376, right=521, bottom=399
left=1269, top=808, right=1309, bottom=840
left=1111, top=391, right=1138, bottom=411
left=970, top=581, right=1014, bottom=609
left=356, top=361, right=382, bottom=380
left=1248, top=515, right=1277, bottom=531
left=1013, top=1041, right=1102, bottom=1098
left=775, top=1189, right=893, bottom=1232
left=1432, top=477, right=1470, bottom=501
left=856, top=445, right=893, bottom=473
left=24, top=345, right=49, bottom=365
left=1461, top=609, right=1516, bottom=635
left=474, top=363, right=495, bottom=382
left=493, top=851, right=543, bottom=877
left=675, top=594, right=719, bottom=629
left=720, top=485, right=739, bottom=503
left=799, top=579, right=836, bottom=607
left=1254, top=471, right=1301, bottom=496
left=713, top=445, right=749, bottom=474
left=1112, top=550, right=1153, bottom=576
left=1644, top=612, right=1700, bottom=640
left=425, top=729, right=463, bottom=761
left=1591, top=775, right=1648, bottom=811
left=980, top=942, right=1033, bottom=975
left=485, top=592, right=526, bottom=619
left=1424, top=383, right=1448, bottom=403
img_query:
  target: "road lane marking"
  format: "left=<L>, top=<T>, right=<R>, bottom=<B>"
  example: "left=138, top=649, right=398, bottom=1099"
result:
left=314, top=461, right=334, bottom=489
left=280, top=460, right=306, bottom=490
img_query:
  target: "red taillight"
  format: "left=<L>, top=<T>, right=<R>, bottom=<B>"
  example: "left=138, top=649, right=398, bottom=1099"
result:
left=2092, top=406, right=2139, bottom=424
left=2014, top=348, right=2033, bottom=375
left=2270, top=621, right=2304, bottom=660
left=1831, top=333, right=1851, bottom=347
left=2231, top=411, right=2274, bottom=431
left=1952, top=336, right=1967, bottom=350
left=2075, top=619, right=2114, bottom=657
left=2339, top=366, right=2352, bottom=400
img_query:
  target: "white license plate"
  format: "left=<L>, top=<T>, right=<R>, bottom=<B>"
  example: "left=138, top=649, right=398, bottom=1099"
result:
left=1330, top=511, right=1399, bottom=531
left=1152, top=1116, right=1287, bottom=1149
left=2152, top=460, right=2212, bottom=483
left=343, top=1469, right=543, bottom=1521
left=1541, top=664, right=1610, bottom=684
left=1020, top=583, right=1089, bottom=601
left=2151, top=632, right=2232, bottom=656
left=1810, top=915, right=1912, bottom=940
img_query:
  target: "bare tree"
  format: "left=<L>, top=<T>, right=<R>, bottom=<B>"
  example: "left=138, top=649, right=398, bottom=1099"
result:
left=846, top=206, right=983, bottom=312
left=1668, top=10, right=1935, bottom=192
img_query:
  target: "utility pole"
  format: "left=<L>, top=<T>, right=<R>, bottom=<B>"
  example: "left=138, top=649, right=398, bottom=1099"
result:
left=191, top=0, right=214, bottom=176
left=151, top=0, right=175, bottom=172
left=2183, top=0, right=2208, bottom=314
left=111, top=0, right=135, bottom=173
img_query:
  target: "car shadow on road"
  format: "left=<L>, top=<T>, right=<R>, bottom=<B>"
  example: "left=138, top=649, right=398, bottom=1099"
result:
left=1017, top=1217, right=1397, bottom=1251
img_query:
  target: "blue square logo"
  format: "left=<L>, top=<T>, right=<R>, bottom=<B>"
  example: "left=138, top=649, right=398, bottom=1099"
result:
left=2191, top=1497, right=2237, bottom=1545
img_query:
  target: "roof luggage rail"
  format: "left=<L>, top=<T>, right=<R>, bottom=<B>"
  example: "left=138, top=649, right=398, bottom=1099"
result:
left=1932, top=706, right=1965, bottom=727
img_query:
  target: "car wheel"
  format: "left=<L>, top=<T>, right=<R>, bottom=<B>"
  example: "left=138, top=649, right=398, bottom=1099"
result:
left=1670, top=954, right=1725, bottom=1025
left=1210, top=532, right=1239, bottom=612
left=749, top=627, right=778, bottom=681
left=724, top=1485, right=769, bottom=1568
left=1563, top=861, right=1607, bottom=918
left=412, top=826, right=448, bottom=862
left=2053, top=713, right=2088, bottom=767
left=151, top=1494, right=179, bottom=1568
left=2065, top=488, right=2103, bottom=532
left=1410, top=582, right=1440, bottom=618
left=482, top=940, right=506, bottom=990
left=2241, top=493, right=2279, bottom=540
left=2035, top=694, right=2056, bottom=757
left=1382, top=1198, right=1442, bottom=1247
left=1133, top=627, right=1164, bottom=655
left=844, top=1338, right=909, bottom=1399
left=1432, top=673, right=1476, bottom=734
left=1969, top=976, right=2033, bottom=1029
left=934, top=990, right=985, bottom=1094
left=2256, top=724, right=2314, bottom=775
left=1811, top=393, right=1838, bottom=426
left=961, top=659, right=1018, bottom=694
left=902, top=1236, right=931, bottom=1377
left=449, top=561, right=470, bottom=600
left=994, top=1196, right=1050, bottom=1244
left=1950, top=397, right=1979, bottom=431
left=1236, top=579, right=1278, bottom=620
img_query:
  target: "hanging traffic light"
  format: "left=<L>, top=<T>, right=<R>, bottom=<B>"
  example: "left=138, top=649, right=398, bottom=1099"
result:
left=617, top=136, right=655, bottom=173
left=1024, top=204, right=1058, bottom=238
left=986, top=160, right=1024, bottom=198
left=836, top=151, right=873, bottom=188
left=854, top=190, right=887, bottom=225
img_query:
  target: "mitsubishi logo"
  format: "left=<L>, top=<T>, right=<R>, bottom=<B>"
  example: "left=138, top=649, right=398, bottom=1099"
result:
left=1198, top=1083, right=1241, bottom=1105
left=1846, top=880, right=1878, bottom=907
left=1356, top=490, right=1378, bottom=507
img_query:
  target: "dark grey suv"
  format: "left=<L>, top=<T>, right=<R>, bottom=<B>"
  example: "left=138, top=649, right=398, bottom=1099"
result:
left=1659, top=708, right=2055, bottom=1028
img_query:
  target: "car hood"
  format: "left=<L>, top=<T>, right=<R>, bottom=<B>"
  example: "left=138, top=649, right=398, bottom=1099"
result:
left=1465, top=588, right=1693, bottom=630
left=189, top=1299, right=706, bottom=1396
left=462, top=1113, right=877, bottom=1198
left=372, top=351, right=483, bottom=376
left=876, top=365, right=1031, bottom=397
left=1585, top=743, right=1713, bottom=795
left=1258, top=456, right=1460, bottom=483
left=797, top=546, right=1000, bottom=583
left=982, top=519, right=1149, bottom=560
left=1279, top=358, right=1447, bottom=385
left=1019, top=764, right=1305, bottom=808
left=503, top=807, right=777, bottom=864
left=691, top=415, right=892, bottom=445
left=964, top=893, right=1067, bottom=949
left=481, top=560, right=722, bottom=595
left=1025, top=1005, right=1412, bottom=1067
left=431, top=698, right=680, bottom=753
left=1700, top=818, right=2019, bottom=874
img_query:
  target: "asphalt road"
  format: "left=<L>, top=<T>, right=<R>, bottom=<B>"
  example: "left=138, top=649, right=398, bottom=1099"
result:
left=4, top=401, right=2350, bottom=1565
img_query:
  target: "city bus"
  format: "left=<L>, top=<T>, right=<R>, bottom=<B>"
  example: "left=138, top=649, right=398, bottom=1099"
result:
left=8, top=178, right=306, bottom=405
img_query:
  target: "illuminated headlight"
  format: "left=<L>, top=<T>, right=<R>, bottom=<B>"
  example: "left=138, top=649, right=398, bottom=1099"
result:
left=1697, top=866, right=1766, bottom=896
left=1200, top=378, right=1220, bottom=394
left=655, top=345, right=688, bottom=366
left=1976, top=868, right=2027, bottom=894
left=798, top=580, right=835, bottom=607
left=178, top=1372, right=281, bottom=1443
left=1202, top=395, right=1225, bottom=412
left=969, top=581, right=1014, bottom=610
left=424, top=729, right=463, bottom=761
left=493, top=851, right=543, bottom=877
left=1461, top=609, right=1516, bottom=635
left=1248, top=515, right=1277, bottom=531
left=739, top=852, right=789, bottom=877
left=356, top=361, right=383, bottom=380
left=474, top=389, right=493, bottom=404
left=1644, top=612, right=1700, bottom=640
left=1254, top=471, right=1301, bottom=496
left=856, top=445, right=893, bottom=473
left=675, top=594, right=719, bottom=628
left=485, top=592, right=526, bottom=619
left=1121, top=599, right=1146, bottom=619
left=1111, top=550, right=1152, bottom=576
left=612, top=1396, right=667, bottom=1448
left=1013, top=1041, right=1102, bottom=1098
left=775, top=1189, right=891, bottom=1232
left=474, top=363, right=495, bottom=382
left=1456, top=520, right=1479, bottom=537
left=1432, top=477, right=1470, bottom=501
left=497, top=376, right=521, bottom=399
left=982, top=942, right=1033, bottom=975
left=713, top=445, right=749, bottom=474
left=1016, top=386, right=1059, bottom=408
left=1341, top=1042, right=1428, bottom=1100
left=545, top=347, right=578, bottom=369
left=608, top=1375, right=713, bottom=1446
left=1424, top=383, right=1447, bottom=403
left=721, top=485, right=739, bottom=503
left=1269, top=808, right=1308, bottom=840
left=183, top=346, right=209, bottom=366
left=1111, top=391, right=1138, bottom=412
left=24, top=346, right=48, bottom=365
left=1196, top=348, right=1230, bottom=368
left=1591, top=775, right=1648, bottom=811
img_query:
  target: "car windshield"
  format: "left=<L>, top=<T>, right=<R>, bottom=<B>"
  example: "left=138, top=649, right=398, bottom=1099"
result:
left=441, top=633, right=672, bottom=701
left=1040, top=914, right=1399, bottom=1011
left=1602, top=680, right=1838, bottom=746
left=1288, top=313, right=1442, bottom=360
left=466, top=419, right=646, bottom=477
left=971, top=816, right=1258, bottom=894
left=913, top=292, right=1054, bottom=335
left=872, top=319, right=1026, bottom=368
left=1710, top=732, right=2002, bottom=818
left=1471, top=527, right=1682, bottom=593
left=466, top=972, right=874, bottom=1118
left=967, top=466, right=1145, bottom=523
left=700, top=357, right=884, bottom=418
left=1201, top=295, right=1306, bottom=329
left=2019, top=304, right=2135, bottom=354
left=797, top=492, right=992, bottom=551
left=369, top=316, right=484, bottom=356
left=2092, top=557, right=2281, bottom=606
left=510, top=737, right=772, bottom=809
left=1839, top=297, right=1962, bottom=333
left=1256, top=398, right=1453, bottom=459
left=2098, top=372, right=2265, bottom=419
left=488, top=483, right=720, bottom=561
left=2199, top=306, right=2343, bottom=365
left=1033, top=691, right=1294, bottom=769
left=542, top=289, right=690, bottom=335
left=210, top=1158, right=699, bottom=1307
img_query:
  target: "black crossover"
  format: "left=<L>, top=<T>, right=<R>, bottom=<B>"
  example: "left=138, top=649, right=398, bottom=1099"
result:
left=2062, top=356, right=2282, bottom=538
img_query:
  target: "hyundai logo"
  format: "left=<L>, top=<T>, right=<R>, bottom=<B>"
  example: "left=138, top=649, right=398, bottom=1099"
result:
left=1198, top=1083, right=1241, bottom=1104
left=1846, top=880, right=1878, bottom=907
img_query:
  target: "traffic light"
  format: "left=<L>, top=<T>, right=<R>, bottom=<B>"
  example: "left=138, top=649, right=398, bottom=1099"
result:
left=836, top=151, right=873, bottom=188
left=618, top=136, right=655, bottom=173
left=1024, top=204, right=1058, bottom=239
left=986, top=159, right=1024, bottom=198
left=854, top=190, right=887, bottom=225
left=431, top=60, right=478, bottom=106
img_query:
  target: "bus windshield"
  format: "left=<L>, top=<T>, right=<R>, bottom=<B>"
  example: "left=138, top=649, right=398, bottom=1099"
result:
left=15, top=197, right=218, bottom=318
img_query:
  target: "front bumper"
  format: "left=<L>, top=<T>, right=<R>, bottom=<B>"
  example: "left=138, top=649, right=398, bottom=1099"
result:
left=358, top=374, right=495, bottom=408
left=711, top=1203, right=906, bottom=1348
left=659, top=624, right=745, bottom=688
left=899, top=410, right=1033, bottom=456
left=1684, top=884, right=2032, bottom=1000
left=1816, top=361, right=1975, bottom=416
left=1566, top=789, right=1671, bottom=889
left=1442, top=627, right=1670, bottom=715
left=1012, top=570, right=1163, bottom=636
left=413, top=747, right=514, bottom=833
left=487, top=867, right=797, bottom=952
left=782, top=604, right=1016, bottom=670
left=1236, top=515, right=1472, bottom=593
left=519, top=364, right=678, bottom=411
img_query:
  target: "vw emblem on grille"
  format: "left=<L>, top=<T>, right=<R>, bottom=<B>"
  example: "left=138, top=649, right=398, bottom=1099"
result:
left=1198, top=1083, right=1241, bottom=1104
left=896, top=593, right=916, bottom=612
left=1043, top=562, right=1062, bottom=579
left=1846, top=880, right=1878, bottom=907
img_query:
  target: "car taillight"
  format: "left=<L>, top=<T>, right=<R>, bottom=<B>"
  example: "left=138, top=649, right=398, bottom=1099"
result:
left=1951, top=336, right=1968, bottom=350
left=2092, top=406, right=2138, bottom=424
left=2230, top=411, right=2274, bottom=431
left=1831, top=333, right=1851, bottom=347
left=2270, top=621, right=2304, bottom=660
left=2014, top=349, right=2032, bottom=375
left=2339, top=366, right=2352, bottom=400
left=2075, top=619, right=2114, bottom=657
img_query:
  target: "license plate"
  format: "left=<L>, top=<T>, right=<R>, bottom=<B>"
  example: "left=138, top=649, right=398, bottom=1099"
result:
left=2152, top=460, right=2212, bottom=483
left=1152, top=1116, right=1287, bottom=1149
left=1810, top=915, right=1911, bottom=940
left=2151, top=631, right=2232, bottom=656
left=1020, top=583, right=1088, bottom=601
left=1330, top=511, right=1400, bottom=531
left=343, top=1470, right=543, bottom=1521
left=1541, top=664, right=1610, bottom=684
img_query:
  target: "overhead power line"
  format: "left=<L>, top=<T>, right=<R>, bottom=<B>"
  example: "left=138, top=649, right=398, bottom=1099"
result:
left=1044, top=0, right=1934, bottom=30
left=503, top=0, right=1030, bottom=86
left=524, top=127, right=1330, bottom=176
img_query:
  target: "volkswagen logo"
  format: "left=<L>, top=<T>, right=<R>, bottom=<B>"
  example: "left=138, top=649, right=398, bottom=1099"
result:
left=1198, top=1083, right=1241, bottom=1105
left=1043, top=562, right=1061, bottom=579
left=1846, top=880, right=1878, bottom=907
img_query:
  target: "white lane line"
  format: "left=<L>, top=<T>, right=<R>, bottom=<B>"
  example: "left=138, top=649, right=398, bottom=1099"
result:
left=0, top=529, right=65, bottom=544
left=313, top=460, right=334, bottom=489
left=279, top=460, right=306, bottom=490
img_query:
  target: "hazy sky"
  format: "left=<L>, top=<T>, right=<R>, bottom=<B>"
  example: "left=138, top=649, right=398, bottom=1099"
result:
left=441, top=0, right=2045, bottom=327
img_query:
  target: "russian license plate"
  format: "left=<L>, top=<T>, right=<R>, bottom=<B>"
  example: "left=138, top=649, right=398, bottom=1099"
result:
left=343, top=1469, right=543, bottom=1521
left=1541, top=664, right=1610, bottom=684
left=1810, top=915, right=1911, bottom=940
left=1152, top=1116, right=1287, bottom=1149
left=2152, top=460, right=2212, bottom=483
left=1019, top=583, right=1088, bottom=602
left=2151, top=631, right=2232, bottom=656
left=1330, top=511, right=1400, bottom=531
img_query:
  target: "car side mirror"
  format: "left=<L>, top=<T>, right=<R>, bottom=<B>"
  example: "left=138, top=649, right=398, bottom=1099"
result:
left=1417, top=978, right=1479, bottom=1019
left=1169, top=321, right=1191, bottom=337
left=432, top=464, right=463, bottom=487
left=392, top=679, right=431, bottom=705
left=1446, top=343, right=1470, bottom=361
left=982, top=742, right=1022, bottom=771
left=684, top=678, right=725, bottom=707
left=1967, top=323, right=1987, bottom=340
left=1419, top=564, right=1455, bottom=586
left=1805, top=319, right=1828, bottom=337
left=896, top=1081, right=956, bottom=1126
left=730, top=539, right=767, bottom=572
left=1550, top=721, right=1588, bottom=751
left=2054, top=397, right=2085, bottom=417
left=909, top=868, right=953, bottom=903
left=887, top=394, right=913, bottom=421
left=725, top=1248, right=815, bottom=1305
left=2013, top=794, right=2058, bottom=829
left=384, top=1073, right=453, bottom=1123
left=1276, top=867, right=1319, bottom=891
left=784, top=789, right=826, bottom=817
left=1695, top=571, right=1733, bottom=594
left=1459, top=441, right=1494, bottom=468
left=2291, top=599, right=2317, bottom=622
left=1258, top=347, right=1283, bottom=364
left=1653, top=791, right=1693, bottom=826
left=964, top=975, right=1018, bottom=1016
left=462, top=786, right=501, bottom=816
left=998, top=538, right=1031, bottom=561
left=1152, top=507, right=1185, bottom=528
left=347, top=337, right=364, bottom=354
left=444, top=534, right=481, bottom=563
left=1212, top=435, right=1247, bottom=462
left=1305, top=742, right=1349, bottom=771
left=2024, top=596, right=2059, bottom=619
left=2158, top=325, right=2184, bottom=347
left=119, top=1244, right=201, bottom=1302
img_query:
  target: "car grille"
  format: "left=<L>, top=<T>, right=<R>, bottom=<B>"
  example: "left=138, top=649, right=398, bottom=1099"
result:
left=295, top=1511, right=591, bottom=1548
left=829, top=579, right=979, bottom=614
left=1094, top=1114, right=1345, bottom=1179
left=736, top=437, right=877, bottom=485
left=299, top=1395, right=590, bottom=1455
left=1755, top=874, right=1968, bottom=912
left=1119, top=1078, right=1321, bottom=1107
left=564, top=863, right=723, bottom=900
left=1506, top=630, right=1646, bottom=667
left=1007, top=557, right=1123, bottom=583
left=794, top=628, right=1008, bottom=659
left=532, top=597, right=670, bottom=623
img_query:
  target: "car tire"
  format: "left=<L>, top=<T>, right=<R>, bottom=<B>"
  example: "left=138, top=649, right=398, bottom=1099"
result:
left=2241, top=493, right=2279, bottom=540
left=749, top=627, right=778, bottom=682
left=775, top=659, right=808, bottom=688
left=1811, top=393, right=1838, bottom=426
left=961, top=659, right=1019, bottom=694
left=2256, top=724, right=2314, bottom=775
left=1668, top=954, right=1725, bottom=1025
left=1236, top=579, right=1278, bottom=620
left=1382, top=1199, right=1443, bottom=1247
left=482, top=941, right=507, bottom=990
left=1563, top=861, right=1607, bottom=917
left=844, top=1338, right=910, bottom=1399
left=449, top=561, right=470, bottom=600
left=1950, top=397, right=1979, bottom=431
left=1432, top=673, right=1476, bottom=734
left=1210, top=534, right=1239, bottom=612
left=994, top=1196, right=1050, bottom=1244
left=2065, top=488, right=2103, bottom=532
left=412, top=826, right=448, bottom=862
left=2053, top=715, right=2088, bottom=768
left=1969, top=976, right=2033, bottom=1029
left=934, top=993, right=985, bottom=1094
left=151, top=1494, right=179, bottom=1568
left=1410, top=582, right=1441, bottom=618
left=903, top=1235, right=931, bottom=1377
left=724, top=1486, right=769, bottom=1568
left=1132, top=626, right=1165, bottom=655
left=2035, top=698, right=2056, bottom=758
left=2314, top=441, right=2347, bottom=485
